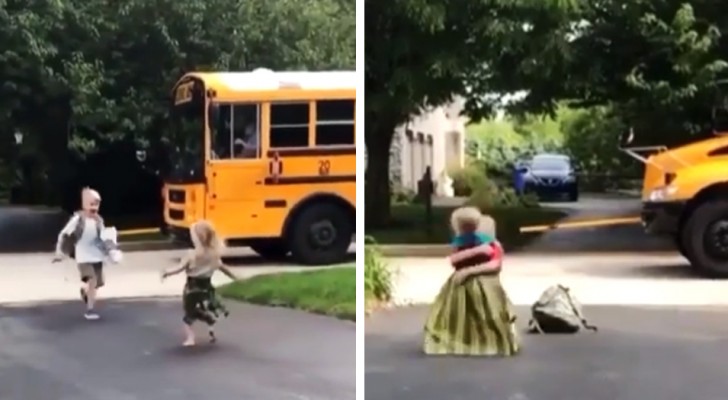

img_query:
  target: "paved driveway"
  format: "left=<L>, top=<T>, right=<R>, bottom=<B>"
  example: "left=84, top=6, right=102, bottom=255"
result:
left=366, top=305, right=728, bottom=400
left=0, top=250, right=355, bottom=400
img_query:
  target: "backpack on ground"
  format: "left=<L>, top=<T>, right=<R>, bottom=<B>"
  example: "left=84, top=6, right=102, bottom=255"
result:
left=528, top=284, right=597, bottom=334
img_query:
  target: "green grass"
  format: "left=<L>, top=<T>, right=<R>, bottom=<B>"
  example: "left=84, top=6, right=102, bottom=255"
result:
left=218, top=266, right=355, bottom=321
left=366, top=204, right=568, bottom=249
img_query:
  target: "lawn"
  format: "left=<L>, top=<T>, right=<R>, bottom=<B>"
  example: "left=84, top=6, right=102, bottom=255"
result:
left=218, top=266, right=355, bottom=321
left=366, top=204, right=568, bottom=249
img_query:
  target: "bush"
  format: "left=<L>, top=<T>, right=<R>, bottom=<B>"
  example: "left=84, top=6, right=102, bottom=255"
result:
left=465, top=181, right=541, bottom=210
left=364, top=236, right=392, bottom=302
left=391, top=188, right=416, bottom=205
left=449, top=165, right=489, bottom=196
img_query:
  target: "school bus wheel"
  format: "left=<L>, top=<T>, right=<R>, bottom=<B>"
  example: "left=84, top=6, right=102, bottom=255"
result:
left=673, top=234, right=687, bottom=258
left=680, top=199, right=728, bottom=277
left=286, top=201, right=353, bottom=265
left=249, top=239, right=289, bottom=260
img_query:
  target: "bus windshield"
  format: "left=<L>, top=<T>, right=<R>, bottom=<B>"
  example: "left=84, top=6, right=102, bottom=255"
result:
left=163, top=100, right=205, bottom=183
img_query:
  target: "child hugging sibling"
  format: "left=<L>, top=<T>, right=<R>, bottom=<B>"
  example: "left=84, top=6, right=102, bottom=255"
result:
left=423, top=206, right=520, bottom=357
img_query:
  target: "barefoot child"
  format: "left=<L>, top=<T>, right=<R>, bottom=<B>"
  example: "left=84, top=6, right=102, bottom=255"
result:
left=53, top=187, right=119, bottom=320
left=161, top=220, right=237, bottom=346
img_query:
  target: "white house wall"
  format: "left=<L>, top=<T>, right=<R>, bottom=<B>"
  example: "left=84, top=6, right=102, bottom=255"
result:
left=389, top=99, right=466, bottom=196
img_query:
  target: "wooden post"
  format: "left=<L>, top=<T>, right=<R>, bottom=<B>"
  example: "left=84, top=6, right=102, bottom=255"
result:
left=418, top=166, right=434, bottom=237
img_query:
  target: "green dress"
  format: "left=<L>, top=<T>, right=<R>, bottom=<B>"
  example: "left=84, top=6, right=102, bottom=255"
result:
left=423, top=235, right=520, bottom=356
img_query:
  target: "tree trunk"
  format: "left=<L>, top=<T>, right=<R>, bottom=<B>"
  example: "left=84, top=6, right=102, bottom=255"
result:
left=365, top=119, right=397, bottom=229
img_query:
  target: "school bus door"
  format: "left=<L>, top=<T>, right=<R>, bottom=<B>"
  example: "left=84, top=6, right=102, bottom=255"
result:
left=205, top=103, right=268, bottom=238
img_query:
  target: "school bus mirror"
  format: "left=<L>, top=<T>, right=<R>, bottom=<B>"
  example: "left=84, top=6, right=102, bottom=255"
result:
left=135, top=150, right=147, bottom=162
left=618, top=128, right=635, bottom=149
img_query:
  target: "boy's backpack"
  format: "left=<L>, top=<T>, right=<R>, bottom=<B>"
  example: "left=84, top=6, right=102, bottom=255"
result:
left=59, top=212, right=105, bottom=258
left=528, top=284, right=597, bottom=334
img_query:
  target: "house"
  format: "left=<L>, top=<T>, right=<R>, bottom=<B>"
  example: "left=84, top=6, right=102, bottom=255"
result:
left=389, top=98, right=466, bottom=196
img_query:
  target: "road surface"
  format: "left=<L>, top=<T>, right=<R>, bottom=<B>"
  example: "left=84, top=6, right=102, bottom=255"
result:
left=528, top=193, right=673, bottom=253
left=0, top=250, right=355, bottom=400
left=367, top=305, right=728, bottom=400
left=368, top=253, right=728, bottom=400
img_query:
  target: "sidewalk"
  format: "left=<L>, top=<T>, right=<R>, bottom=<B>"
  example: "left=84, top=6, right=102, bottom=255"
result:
left=387, top=254, right=728, bottom=307
left=0, top=249, right=333, bottom=304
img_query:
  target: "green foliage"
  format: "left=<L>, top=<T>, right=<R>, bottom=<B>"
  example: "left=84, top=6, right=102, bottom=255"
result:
left=364, top=237, right=392, bottom=302
left=390, top=188, right=417, bottom=205
left=467, top=185, right=540, bottom=210
left=449, top=164, right=488, bottom=197
left=364, top=0, right=581, bottom=225
left=465, top=111, right=567, bottom=180
left=0, top=0, right=354, bottom=205
left=561, top=106, right=641, bottom=179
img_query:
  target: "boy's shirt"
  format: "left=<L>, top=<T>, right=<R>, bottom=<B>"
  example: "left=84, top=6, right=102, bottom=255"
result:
left=449, top=232, right=503, bottom=270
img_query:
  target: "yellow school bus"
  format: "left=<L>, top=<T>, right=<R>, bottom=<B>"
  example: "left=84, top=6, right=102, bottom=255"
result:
left=162, top=68, right=355, bottom=265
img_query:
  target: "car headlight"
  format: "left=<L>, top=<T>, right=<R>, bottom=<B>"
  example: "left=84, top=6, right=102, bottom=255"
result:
left=647, top=185, right=678, bottom=202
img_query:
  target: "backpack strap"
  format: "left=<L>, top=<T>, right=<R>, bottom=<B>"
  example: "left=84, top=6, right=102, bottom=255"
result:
left=559, top=285, right=598, bottom=332
left=528, top=318, right=545, bottom=334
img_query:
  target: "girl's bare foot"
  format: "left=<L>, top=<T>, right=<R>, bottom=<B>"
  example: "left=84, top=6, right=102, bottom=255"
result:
left=209, top=329, right=217, bottom=343
left=182, top=324, right=195, bottom=346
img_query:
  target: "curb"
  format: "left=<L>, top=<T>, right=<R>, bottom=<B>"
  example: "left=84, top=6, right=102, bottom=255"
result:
left=118, top=240, right=185, bottom=252
left=376, top=244, right=678, bottom=258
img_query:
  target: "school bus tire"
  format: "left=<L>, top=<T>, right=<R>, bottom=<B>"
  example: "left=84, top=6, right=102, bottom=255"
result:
left=680, top=199, right=728, bottom=277
left=673, top=234, right=688, bottom=259
left=287, top=202, right=353, bottom=266
left=250, top=239, right=289, bottom=260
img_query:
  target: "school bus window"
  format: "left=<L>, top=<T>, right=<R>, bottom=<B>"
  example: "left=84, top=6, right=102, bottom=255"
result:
left=232, top=104, right=260, bottom=159
left=210, top=104, right=233, bottom=159
left=315, top=99, right=355, bottom=146
left=270, top=102, right=309, bottom=148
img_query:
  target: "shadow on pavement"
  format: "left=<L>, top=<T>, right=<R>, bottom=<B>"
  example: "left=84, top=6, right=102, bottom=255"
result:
left=1, top=297, right=354, bottom=400
left=366, top=305, right=728, bottom=400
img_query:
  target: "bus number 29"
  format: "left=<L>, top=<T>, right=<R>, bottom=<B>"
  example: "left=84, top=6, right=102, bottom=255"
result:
left=318, top=160, right=331, bottom=176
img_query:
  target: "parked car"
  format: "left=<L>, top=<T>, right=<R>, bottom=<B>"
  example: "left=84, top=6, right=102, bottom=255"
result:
left=520, top=153, right=579, bottom=201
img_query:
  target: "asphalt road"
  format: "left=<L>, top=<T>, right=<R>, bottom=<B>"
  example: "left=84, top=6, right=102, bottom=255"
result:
left=366, top=305, right=728, bottom=400
left=0, top=250, right=355, bottom=400
left=528, top=193, right=673, bottom=253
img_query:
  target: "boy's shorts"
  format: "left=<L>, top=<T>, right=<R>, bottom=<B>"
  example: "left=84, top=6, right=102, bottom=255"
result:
left=77, top=262, right=104, bottom=288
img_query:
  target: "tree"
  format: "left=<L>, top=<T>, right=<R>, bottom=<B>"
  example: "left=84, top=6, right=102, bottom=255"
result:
left=365, top=0, right=580, bottom=226
left=0, top=0, right=354, bottom=208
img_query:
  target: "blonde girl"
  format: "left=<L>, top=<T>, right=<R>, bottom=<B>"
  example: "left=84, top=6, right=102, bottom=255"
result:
left=161, top=220, right=237, bottom=346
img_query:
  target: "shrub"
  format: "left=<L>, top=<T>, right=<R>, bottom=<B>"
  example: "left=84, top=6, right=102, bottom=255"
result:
left=449, top=165, right=488, bottom=196
left=364, top=236, right=392, bottom=302
left=467, top=183, right=541, bottom=209
left=391, top=188, right=416, bottom=205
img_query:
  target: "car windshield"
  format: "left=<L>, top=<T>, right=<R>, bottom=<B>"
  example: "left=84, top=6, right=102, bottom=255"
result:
left=531, top=157, right=569, bottom=171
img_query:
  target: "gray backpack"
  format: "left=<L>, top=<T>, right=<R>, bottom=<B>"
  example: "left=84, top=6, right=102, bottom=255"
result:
left=528, top=285, right=597, bottom=334
left=59, top=213, right=113, bottom=258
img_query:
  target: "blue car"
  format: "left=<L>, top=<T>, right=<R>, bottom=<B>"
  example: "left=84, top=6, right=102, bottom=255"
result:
left=521, top=154, right=579, bottom=201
